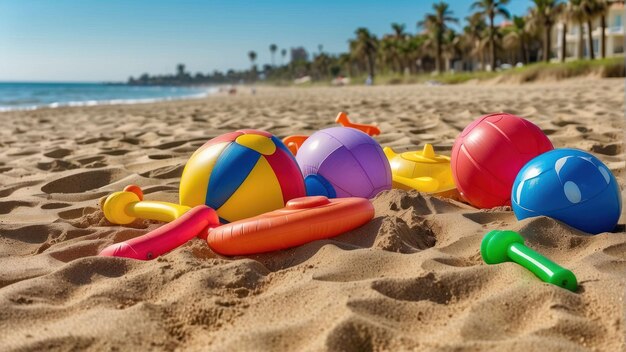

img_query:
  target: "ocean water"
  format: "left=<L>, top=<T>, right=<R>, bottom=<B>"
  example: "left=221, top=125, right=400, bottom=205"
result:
left=0, top=82, right=216, bottom=111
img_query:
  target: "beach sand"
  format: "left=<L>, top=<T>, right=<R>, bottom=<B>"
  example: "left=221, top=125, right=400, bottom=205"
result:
left=0, top=78, right=624, bottom=351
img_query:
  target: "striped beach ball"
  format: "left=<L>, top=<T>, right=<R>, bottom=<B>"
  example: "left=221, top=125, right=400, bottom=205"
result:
left=179, top=129, right=306, bottom=223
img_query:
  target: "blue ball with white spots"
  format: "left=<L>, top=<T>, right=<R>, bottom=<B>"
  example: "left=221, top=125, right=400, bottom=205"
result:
left=512, top=149, right=621, bottom=234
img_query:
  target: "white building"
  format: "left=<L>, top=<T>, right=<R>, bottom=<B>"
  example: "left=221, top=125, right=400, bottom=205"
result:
left=553, top=2, right=624, bottom=60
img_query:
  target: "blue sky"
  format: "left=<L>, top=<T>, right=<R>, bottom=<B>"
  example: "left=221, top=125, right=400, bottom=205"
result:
left=0, top=0, right=533, bottom=82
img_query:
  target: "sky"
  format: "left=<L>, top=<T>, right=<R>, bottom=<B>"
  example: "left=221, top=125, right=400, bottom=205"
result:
left=0, top=0, right=534, bottom=82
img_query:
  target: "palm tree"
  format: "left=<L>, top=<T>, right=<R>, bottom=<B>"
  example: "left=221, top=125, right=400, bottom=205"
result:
left=350, top=28, right=378, bottom=80
left=379, top=36, right=398, bottom=73
left=418, top=1, right=459, bottom=74
left=269, top=44, right=277, bottom=66
left=464, top=13, right=488, bottom=70
left=504, top=16, right=530, bottom=64
left=401, top=34, right=427, bottom=73
left=313, top=53, right=331, bottom=79
left=388, top=23, right=408, bottom=73
left=567, top=0, right=587, bottom=59
left=559, top=5, right=570, bottom=62
left=584, top=1, right=597, bottom=59
left=442, top=29, right=462, bottom=71
left=248, top=51, right=257, bottom=65
left=529, top=0, right=564, bottom=62
left=470, top=0, right=510, bottom=71
left=337, top=53, right=353, bottom=76
left=281, top=48, right=287, bottom=65
left=582, top=0, right=608, bottom=59
left=248, top=51, right=257, bottom=81
left=391, top=23, right=406, bottom=38
left=176, top=63, right=186, bottom=77
left=594, top=0, right=609, bottom=58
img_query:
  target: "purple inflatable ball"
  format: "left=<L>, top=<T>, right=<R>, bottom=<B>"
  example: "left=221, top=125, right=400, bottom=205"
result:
left=296, top=127, right=392, bottom=199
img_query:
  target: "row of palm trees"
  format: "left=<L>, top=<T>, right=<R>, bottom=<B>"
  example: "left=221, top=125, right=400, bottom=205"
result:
left=130, top=0, right=621, bottom=86
left=253, top=0, right=620, bottom=82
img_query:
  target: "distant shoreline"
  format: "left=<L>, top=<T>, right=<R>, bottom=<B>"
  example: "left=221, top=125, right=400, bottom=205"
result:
left=0, top=83, right=219, bottom=112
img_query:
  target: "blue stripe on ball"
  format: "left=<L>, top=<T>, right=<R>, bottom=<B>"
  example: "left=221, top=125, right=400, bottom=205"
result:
left=206, top=142, right=260, bottom=210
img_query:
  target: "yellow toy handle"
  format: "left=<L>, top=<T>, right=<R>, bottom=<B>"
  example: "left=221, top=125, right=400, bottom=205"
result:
left=103, top=188, right=191, bottom=225
left=392, top=175, right=440, bottom=193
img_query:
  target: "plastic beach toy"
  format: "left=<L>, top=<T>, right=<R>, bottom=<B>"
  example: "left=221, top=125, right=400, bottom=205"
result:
left=512, top=149, right=621, bottom=234
left=103, top=130, right=306, bottom=225
left=208, top=196, right=373, bottom=255
left=99, top=205, right=219, bottom=260
left=282, top=135, right=309, bottom=155
left=99, top=196, right=374, bottom=259
left=481, top=230, right=577, bottom=292
left=335, top=112, right=381, bottom=136
left=296, top=127, right=392, bottom=199
left=383, top=144, right=456, bottom=194
left=451, top=113, right=553, bottom=209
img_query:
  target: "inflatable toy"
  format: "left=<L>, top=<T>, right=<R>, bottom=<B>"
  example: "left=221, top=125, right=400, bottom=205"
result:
left=451, top=113, right=553, bottom=208
left=384, top=144, right=456, bottom=194
left=209, top=196, right=373, bottom=255
left=100, top=205, right=219, bottom=260
left=335, top=112, right=381, bottom=136
left=512, top=148, right=621, bottom=234
left=99, top=196, right=374, bottom=259
left=103, top=129, right=306, bottom=224
left=482, top=230, right=577, bottom=292
left=282, top=112, right=382, bottom=156
left=296, top=127, right=392, bottom=199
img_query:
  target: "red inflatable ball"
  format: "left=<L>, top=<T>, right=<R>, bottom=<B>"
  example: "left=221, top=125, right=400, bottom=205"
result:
left=451, top=113, right=553, bottom=209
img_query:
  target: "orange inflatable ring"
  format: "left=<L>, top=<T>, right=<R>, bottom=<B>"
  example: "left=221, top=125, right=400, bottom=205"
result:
left=207, top=196, right=374, bottom=255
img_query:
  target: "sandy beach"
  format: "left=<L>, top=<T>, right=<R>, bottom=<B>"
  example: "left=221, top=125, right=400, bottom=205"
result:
left=0, top=78, right=624, bottom=351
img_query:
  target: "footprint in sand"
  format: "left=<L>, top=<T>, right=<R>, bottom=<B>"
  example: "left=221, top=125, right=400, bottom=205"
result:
left=47, top=240, right=102, bottom=262
left=41, top=202, right=71, bottom=210
left=371, top=270, right=487, bottom=304
left=552, top=119, right=580, bottom=127
left=99, top=149, right=130, bottom=156
left=603, top=242, right=626, bottom=260
left=425, top=256, right=476, bottom=268
left=148, top=154, right=175, bottom=160
left=37, top=159, right=81, bottom=172
left=0, top=182, right=40, bottom=198
left=591, top=143, right=622, bottom=156
left=463, top=211, right=516, bottom=225
left=0, top=224, right=53, bottom=244
left=41, top=169, right=128, bottom=194
left=140, top=164, right=185, bottom=179
left=57, top=207, right=98, bottom=220
left=120, top=137, right=141, bottom=145
left=153, top=140, right=188, bottom=150
left=76, top=136, right=113, bottom=145
left=373, top=216, right=436, bottom=253
left=43, top=148, right=72, bottom=159
left=0, top=200, right=34, bottom=215
left=7, top=149, right=39, bottom=157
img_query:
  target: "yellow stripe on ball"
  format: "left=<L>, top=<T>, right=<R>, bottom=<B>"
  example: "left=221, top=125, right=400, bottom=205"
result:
left=179, top=142, right=230, bottom=207
left=217, top=156, right=283, bottom=222
left=235, top=134, right=276, bottom=155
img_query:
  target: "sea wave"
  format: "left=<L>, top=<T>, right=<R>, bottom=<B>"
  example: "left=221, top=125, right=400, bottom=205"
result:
left=0, top=86, right=218, bottom=112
